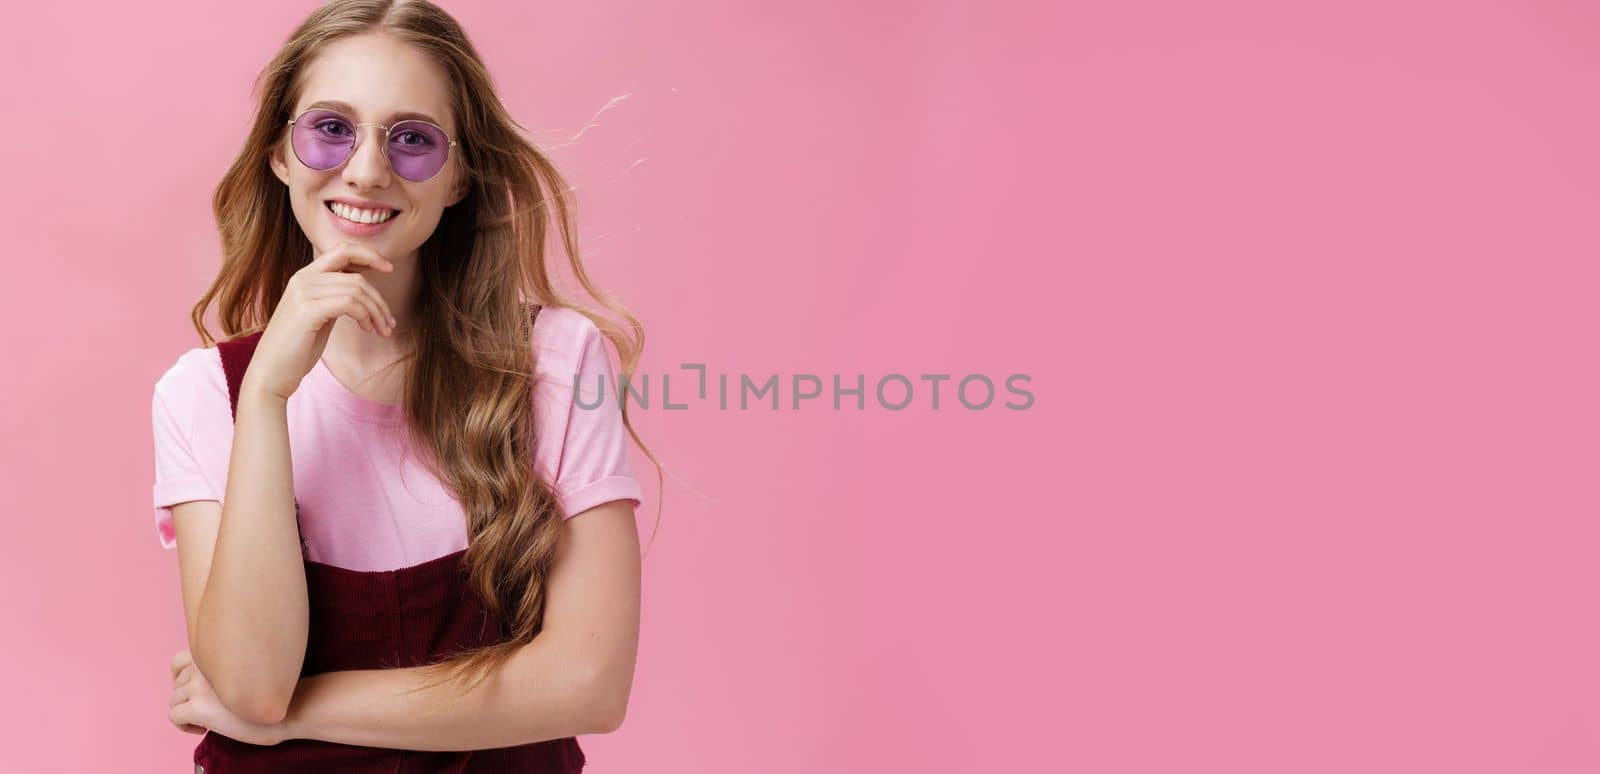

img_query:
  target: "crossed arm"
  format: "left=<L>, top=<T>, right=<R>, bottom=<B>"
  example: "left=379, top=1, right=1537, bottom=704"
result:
left=171, top=499, right=641, bottom=750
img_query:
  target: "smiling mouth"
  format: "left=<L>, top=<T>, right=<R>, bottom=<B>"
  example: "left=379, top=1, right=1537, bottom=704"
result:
left=325, top=200, right=402, bottom=224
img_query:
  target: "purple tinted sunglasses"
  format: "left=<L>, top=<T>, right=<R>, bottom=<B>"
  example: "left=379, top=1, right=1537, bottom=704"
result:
left=286, top=108, right=459, bottom=183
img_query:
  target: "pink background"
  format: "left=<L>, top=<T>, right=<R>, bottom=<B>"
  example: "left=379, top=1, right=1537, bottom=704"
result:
left=2, top=0, right=1596, bottom=771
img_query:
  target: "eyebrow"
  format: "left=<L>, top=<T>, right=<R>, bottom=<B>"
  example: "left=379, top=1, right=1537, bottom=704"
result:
left=302, top=100, right=446, bottom=128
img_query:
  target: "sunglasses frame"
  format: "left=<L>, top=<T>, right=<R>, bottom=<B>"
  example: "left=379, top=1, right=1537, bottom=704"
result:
left=285, top=108, right=460, bottom=182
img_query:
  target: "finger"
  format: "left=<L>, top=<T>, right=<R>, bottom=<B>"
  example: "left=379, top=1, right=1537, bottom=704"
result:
left=347, top=275, right=396, bottom=331
left=309, top=274, right=394, bottom=334
left=333, top=288, right=388, bottom=336
left=304, top=278, right=388, bottom=334
left=309, top=242, right=395, bottom=275
left=316, top=295, right=385, bottom=337
left=304, top=283, right=374, bottom=333
left=170, top=702, right=193, bottom=730
left=174, top=666, right=193, bottom=690
left=171, top=650, right=192, bottom=680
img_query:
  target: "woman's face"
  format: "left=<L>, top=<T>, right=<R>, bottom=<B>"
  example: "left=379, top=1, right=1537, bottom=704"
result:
left=270, top=32, right=465, bottom=263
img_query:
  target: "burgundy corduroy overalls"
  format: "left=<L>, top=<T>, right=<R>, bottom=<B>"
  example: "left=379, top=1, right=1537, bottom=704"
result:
left=193, top=304, right=586, bottom=773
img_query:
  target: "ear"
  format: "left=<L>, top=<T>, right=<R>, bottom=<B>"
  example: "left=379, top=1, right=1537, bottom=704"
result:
left=268, top=140, right=290, bottom=187
left=448, top=176, right=469, bottom=207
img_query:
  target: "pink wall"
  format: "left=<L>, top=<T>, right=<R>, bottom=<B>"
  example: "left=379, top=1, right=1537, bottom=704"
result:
left=3, top=0, right=1597, bottom=771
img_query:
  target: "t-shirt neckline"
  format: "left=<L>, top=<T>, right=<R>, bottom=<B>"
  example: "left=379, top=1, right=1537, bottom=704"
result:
left=307, top=356, right=406, bottom=425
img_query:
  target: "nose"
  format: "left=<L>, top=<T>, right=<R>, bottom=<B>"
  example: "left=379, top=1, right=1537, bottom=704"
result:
left=342, top=124, right=392, bottom=188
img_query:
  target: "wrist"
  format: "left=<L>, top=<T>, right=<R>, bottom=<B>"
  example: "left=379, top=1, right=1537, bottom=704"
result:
left=239, top=377, right=291, bottom=406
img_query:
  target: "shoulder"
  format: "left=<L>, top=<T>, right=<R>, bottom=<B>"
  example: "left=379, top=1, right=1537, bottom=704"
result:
left=153, top=345, right=229, bottom=415
left=156, top=345, right=224, bottom=391
left=532, top=305, right=608, bottom=372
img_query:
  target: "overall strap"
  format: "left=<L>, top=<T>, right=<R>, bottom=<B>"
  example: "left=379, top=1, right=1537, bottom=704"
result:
left=216, top=303, right=544, bottom=423
left=217, top=330, right=264, bottom=424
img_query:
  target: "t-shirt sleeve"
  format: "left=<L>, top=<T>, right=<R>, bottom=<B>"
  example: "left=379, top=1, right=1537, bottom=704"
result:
left=151, top=350, right=223, bottom=548
left=534, top=309, right=644, bottom=520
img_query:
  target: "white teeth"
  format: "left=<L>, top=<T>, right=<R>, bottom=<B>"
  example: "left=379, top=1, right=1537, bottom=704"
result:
left=330, top=202, right=396, bottom=224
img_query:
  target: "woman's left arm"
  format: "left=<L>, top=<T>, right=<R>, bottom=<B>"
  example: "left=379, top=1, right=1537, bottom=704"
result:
left=280, top=499, right=642, bottom=751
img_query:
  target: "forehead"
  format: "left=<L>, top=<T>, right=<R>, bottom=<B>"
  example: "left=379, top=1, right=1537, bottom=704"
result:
left=294, top=33, right=454, bottom=131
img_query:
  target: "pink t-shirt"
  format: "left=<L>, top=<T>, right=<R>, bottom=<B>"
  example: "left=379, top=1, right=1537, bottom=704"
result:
left=150, top=306, right=642, bottom=571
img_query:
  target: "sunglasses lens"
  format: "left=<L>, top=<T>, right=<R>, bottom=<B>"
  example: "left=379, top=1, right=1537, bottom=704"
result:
left=289, top=111, right=452, bottom=181
left=290, top=110, right=355, bottom=170
left=387, top=121, right=450, bottom=182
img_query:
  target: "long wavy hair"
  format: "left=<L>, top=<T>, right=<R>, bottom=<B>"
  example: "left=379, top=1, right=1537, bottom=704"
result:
left=187, top=0, right=663, bottom=704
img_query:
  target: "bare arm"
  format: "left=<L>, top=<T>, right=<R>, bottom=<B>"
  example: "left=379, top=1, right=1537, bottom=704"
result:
left=187, top=384, right=309, bottom=725
left=179, top=243, right=397, bottom=725
left=275, top=499, right=642, bottom=749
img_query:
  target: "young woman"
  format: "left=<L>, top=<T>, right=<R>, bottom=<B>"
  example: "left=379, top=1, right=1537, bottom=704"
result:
left=152, top=2, right=660, bottom=770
